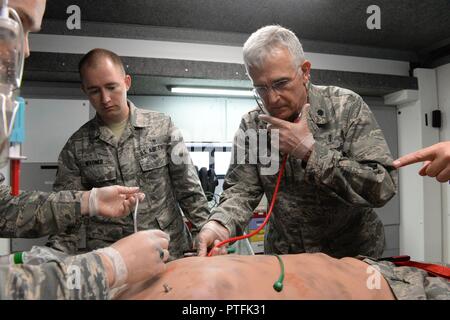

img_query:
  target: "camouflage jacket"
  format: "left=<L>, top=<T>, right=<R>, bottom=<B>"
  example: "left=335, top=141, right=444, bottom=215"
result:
left=50, top=101, right=210, bottom=257
left=363, top=257, right=450, bottom=300
left=0, top=174, right=83, bottom=238
left=0, top=179, right=109, bottom=299
left=210, top=83, right=398, bottom=258
left=0, top=246, right=109, bottom=299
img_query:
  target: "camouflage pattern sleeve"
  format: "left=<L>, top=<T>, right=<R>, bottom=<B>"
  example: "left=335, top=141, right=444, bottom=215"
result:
left=0, top=247, right=109, bottom=299
left=53, top=138, right=84, bottom=192
left=167, top=119, right=210, bottom=236
left=0, top=180, right=83, bottom=238
left=363, top=257, right=450, bottom=300
left=49, top=137, right=85, bottom=254
left=209, top=118, right=264, bottom=237
left=305, top=96, right=397, bottom=207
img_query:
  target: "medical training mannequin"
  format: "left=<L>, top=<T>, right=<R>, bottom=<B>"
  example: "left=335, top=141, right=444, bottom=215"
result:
left=117, top=253, right=396, bottom=300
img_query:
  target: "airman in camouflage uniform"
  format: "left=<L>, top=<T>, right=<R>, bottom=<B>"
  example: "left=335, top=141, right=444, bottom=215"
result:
left=0, top=4, right=103, bottom=287
left=210, top=81, right=397, bottom=258
left=0, top=245, right=108, bottom=299
left=0, top=176, right=83, bottom=238
left=0, top=177, right=109, bottom=299
left=50, top=101, right=210, bottom=257
left=1, top=1, right=169, bottom=300
left=200, top=25, right=397, bottom=259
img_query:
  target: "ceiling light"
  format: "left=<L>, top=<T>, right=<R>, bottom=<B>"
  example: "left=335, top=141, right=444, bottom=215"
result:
left=169, top=86, right=253, bottom=97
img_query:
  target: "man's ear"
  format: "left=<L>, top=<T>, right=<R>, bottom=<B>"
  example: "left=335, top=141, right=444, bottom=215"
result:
left=124, top=75, right=132, bottom=91
left=300, top=60, right=311, bottom=82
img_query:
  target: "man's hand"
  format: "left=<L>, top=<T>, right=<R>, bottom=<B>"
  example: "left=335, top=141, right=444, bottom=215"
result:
left=81, top=186, right=145, bottom=217
left=98, top=230, right=170, bottom=288
left=393, top=141, right=450, bottom=182
left=259, top=104, right=314, bottom=161
left=195, top=220, right=230, bottom=257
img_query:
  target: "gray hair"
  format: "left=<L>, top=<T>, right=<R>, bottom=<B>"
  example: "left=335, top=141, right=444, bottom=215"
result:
left=243, top=25, right=305, bottom=71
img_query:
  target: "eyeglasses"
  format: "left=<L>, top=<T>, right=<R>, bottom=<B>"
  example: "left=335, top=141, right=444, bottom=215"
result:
left=252, top=69, right=301, bottom=99
left=253, top=90, right=264, bottom=114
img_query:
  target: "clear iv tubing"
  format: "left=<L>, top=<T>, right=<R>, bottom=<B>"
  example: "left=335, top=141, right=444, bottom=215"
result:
left=207, top=154, right=288, bottom=257
left=133, top=198, right=139, bottom=233
left=1, top=94, right=19, bottom=136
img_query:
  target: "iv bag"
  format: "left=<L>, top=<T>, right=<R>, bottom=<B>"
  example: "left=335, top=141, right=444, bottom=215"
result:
left=0, top=6, right=24, bottom=168
left=0, top=11, right=22, bottom=89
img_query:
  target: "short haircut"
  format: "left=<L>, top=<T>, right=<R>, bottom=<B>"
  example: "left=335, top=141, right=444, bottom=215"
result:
left=78, top=48, right=126, bottom=81
left=243, top=25, right=305, bottom=71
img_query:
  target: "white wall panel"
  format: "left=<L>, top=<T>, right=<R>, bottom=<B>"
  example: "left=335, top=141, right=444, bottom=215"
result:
left=132, top=96, right=229, bottom=142
left=23, top=99, right=90, bottom=163
left=30, top=34, right=410, bottom=76
left=436, top=63, right=450, bottom=263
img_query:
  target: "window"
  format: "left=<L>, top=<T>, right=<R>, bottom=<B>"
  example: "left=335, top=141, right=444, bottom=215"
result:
left=186, top=143, right=232, bottom=177
left=189, top=151, right=210, bottom=169
left=214, top=151, right=231, bottom=175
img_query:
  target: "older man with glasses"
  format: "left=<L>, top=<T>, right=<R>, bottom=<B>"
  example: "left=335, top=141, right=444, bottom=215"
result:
left=196, top=25, right=397, bottom=259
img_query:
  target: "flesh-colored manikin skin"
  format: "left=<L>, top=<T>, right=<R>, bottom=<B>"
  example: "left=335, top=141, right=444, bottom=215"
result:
left=118, top=253, right=395, bottom=300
